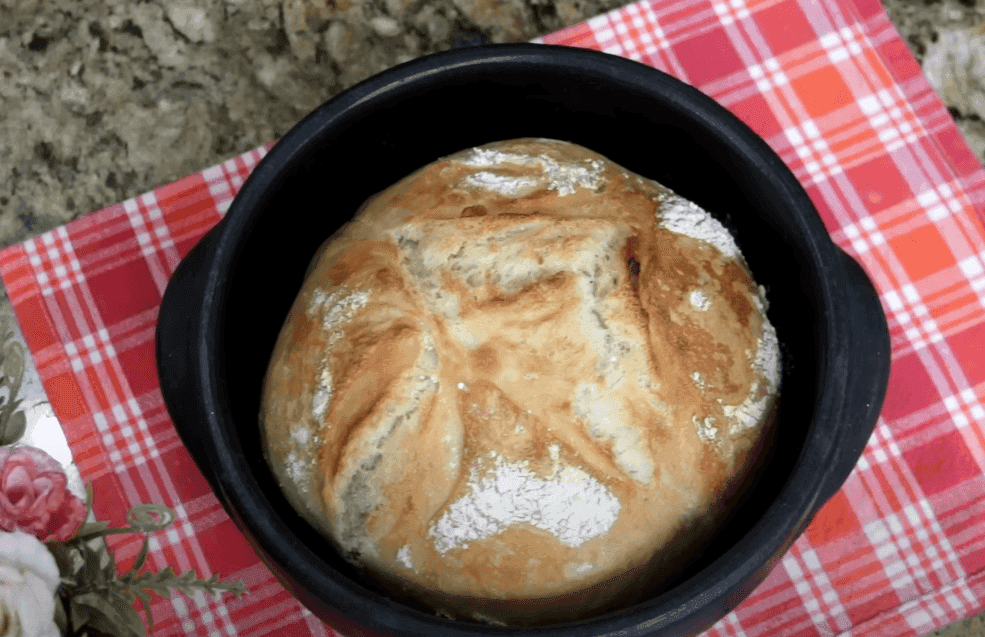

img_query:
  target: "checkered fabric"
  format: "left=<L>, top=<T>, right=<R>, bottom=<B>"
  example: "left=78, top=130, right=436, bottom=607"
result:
left=2, top=0, right=984, bottom=635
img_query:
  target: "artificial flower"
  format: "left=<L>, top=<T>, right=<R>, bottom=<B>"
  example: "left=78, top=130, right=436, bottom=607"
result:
left=0, top=446, right=85, bottom=542
left=0, top=530, right=60, bottom=637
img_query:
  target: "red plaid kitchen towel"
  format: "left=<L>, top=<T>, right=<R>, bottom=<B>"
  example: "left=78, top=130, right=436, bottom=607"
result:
left=3, top=0, right=985, bottom=635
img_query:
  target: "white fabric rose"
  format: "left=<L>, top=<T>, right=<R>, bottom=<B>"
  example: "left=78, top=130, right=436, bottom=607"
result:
left=0, top=531, right=60, bottom=637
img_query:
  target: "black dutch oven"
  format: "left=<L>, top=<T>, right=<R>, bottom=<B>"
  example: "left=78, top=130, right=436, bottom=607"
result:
left=155, top=44, right=891, bottom=637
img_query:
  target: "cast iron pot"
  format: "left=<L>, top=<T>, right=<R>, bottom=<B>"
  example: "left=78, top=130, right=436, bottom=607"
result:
left=156, top=43, right=891, bottom=637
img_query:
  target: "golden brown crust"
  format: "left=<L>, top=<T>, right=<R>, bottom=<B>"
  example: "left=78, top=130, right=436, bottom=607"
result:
left=261, top=138, right=781, bottom=625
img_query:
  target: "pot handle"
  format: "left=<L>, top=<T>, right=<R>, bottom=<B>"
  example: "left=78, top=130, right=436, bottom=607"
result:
left=818, top=250, right=892, bottom=503
left=155, top=229, right=223, bottom=490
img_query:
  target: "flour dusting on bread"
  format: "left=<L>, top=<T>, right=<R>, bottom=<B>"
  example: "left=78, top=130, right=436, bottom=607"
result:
left=428, top=449, right=620, bottom=554
left=658, top=190, right=740, bottom=258
left=306, top=289, right=370, bottom=420
left=458, top=147, right=604, bottom=196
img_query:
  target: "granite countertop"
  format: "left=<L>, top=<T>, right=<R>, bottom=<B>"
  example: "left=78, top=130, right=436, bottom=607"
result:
left=1, top=0, right=984, bottom=251
left=0, top=0, right=633, bottom=249
left=2, top=1, right=985, bottom=636
left=883, top=0, right=985, bottom=161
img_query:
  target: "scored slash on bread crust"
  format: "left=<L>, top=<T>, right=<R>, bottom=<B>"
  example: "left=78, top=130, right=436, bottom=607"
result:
left=261, top=138, right=781, bottom=626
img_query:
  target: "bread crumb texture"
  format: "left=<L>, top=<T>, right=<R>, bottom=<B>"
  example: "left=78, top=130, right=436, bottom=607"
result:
left=261, top=138, right=781, bottom=625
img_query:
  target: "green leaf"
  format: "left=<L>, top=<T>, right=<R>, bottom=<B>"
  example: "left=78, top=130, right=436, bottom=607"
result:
left=2, top=340, right=24, bottom=381
left=46, top=541, right=83, bottom=579
left=120, top=566, right=248, bottom=601
left=101, top=543, right=119, bottom=581
left=72, top=591, right=146, bottom=637
left=0, top=407, right=24, bottom=445
left=128, top=534, right=150, bottom=576
left=5, top=397, right=22, bottom=415
left=132, top=589, right=154, bottom=635
left=0, top=338, right=25, bottom=444
left=69, top=598, right=94, bottom=633
left=6, top=398, right=23, bottom=423
left=2, top=342, right=24, bottom=394
left=120, top=566, right=176, bottom=600
left=78, top=539, right=113, bottom=588
left=53, top=593, right=69, bottom=636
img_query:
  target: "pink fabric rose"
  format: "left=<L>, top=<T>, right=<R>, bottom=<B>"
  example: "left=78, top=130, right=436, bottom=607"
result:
left=0, top=446, right=86, bottom=542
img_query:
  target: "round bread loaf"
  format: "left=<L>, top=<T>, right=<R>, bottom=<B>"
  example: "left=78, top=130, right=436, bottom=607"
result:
left=261, top=138, right=781, bottom=626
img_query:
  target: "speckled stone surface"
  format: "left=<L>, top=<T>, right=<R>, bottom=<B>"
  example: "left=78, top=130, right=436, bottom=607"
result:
left=883, top=0, right=985, bottom=61
left=1, top=0, right=984, bottom=253
left=884, top=0, right=985, bottom=180
left=2, top=0, right=985, bottom=635
left=0, top=0, right=630, bottom=249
